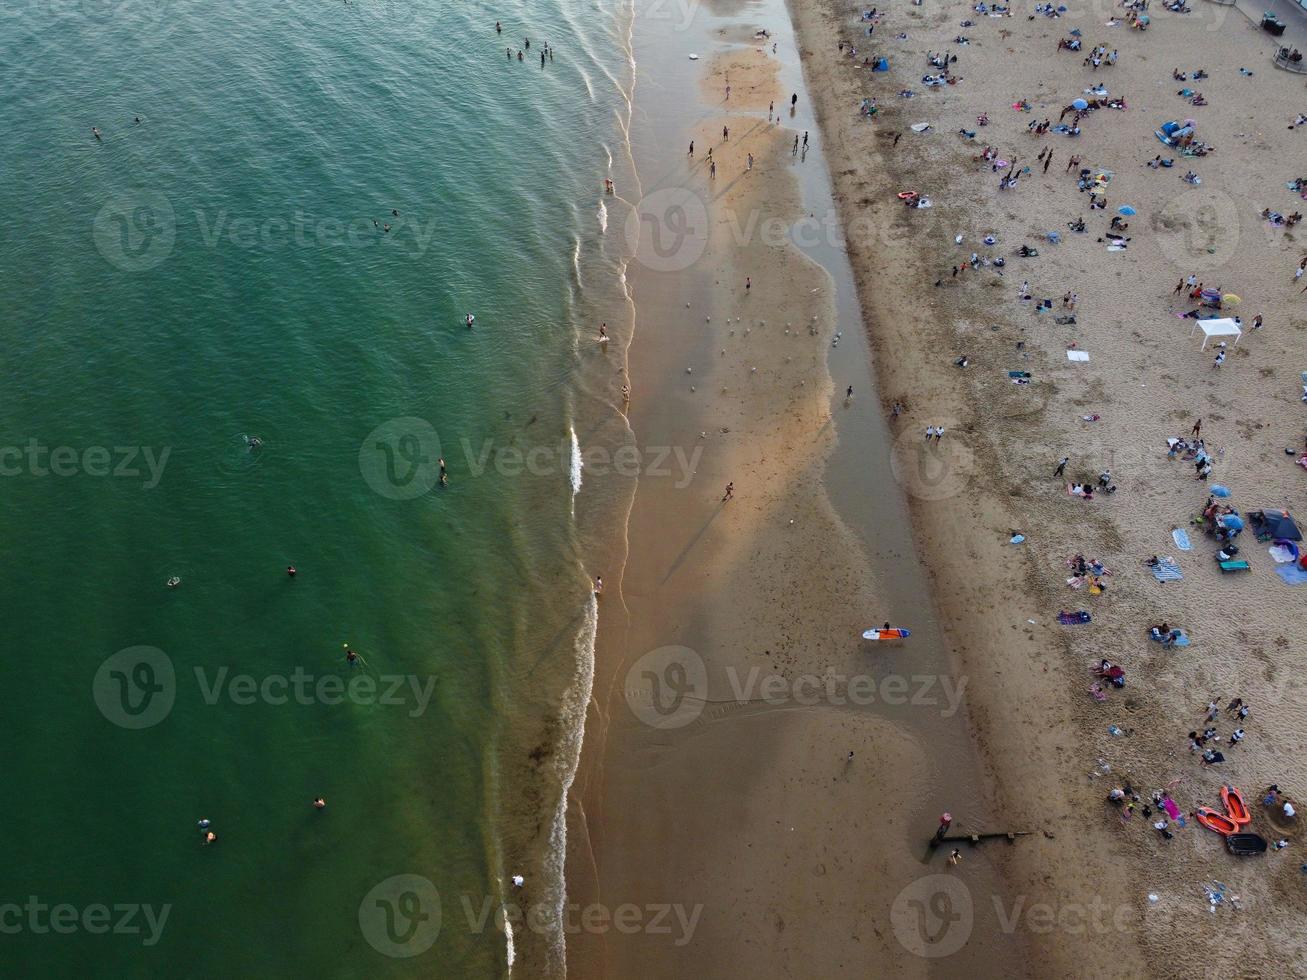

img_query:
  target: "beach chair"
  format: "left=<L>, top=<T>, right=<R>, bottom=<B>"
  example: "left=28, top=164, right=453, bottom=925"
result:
left=1218, top=559, right=1250, bottom=573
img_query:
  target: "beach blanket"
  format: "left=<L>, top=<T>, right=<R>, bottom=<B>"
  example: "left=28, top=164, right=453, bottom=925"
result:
left=1162, top=798, right=1181, bottom=820
left=1067, top=350, right=1090, bottom=361
left=1152, top=558, right=1183, bottom=582
left=1275, top=564, right=1307, bottom=586
left=1058, top=610, right=1092, bottom=625
left=1172, top=528, right=1192, bottom=551
left=1270, top=544, right=1297, bottom=563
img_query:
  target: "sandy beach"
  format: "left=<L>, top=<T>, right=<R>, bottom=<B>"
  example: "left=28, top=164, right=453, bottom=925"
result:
left=567, top=0, right=1033, bottom=976
left=561, top=0, right=1307, bottom=975
left=787, top=0, right=1307, bottom=974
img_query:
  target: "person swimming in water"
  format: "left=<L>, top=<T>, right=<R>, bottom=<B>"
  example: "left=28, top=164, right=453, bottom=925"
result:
left=313, top=797, right=326, bottom=809
left=466, top=313, right=475, bottom=328
left=345, top=647, right=360, bottom=666
left=92, top=127, right=101, bottom=140
left=599, top=323, right=608, bottom=343
left=287, top=565, right=296, bottom=578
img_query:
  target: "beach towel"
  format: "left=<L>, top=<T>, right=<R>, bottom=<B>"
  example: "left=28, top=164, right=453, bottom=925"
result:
left=1275, top=564, right=1307, bottom=586
left=1058, top=610, right=1092, bottom=625
left=1172, top=528, right=1192, bottom=551
left=1270, top=544, right=1297, bottom=563
left=1152, top=558, right=1183, bottom=582
left=1162, top=798, right=1181, bottom=820
left=1067, top=350, right=1090, bottom=361
left=1171, top=630, right=1191, bottom=647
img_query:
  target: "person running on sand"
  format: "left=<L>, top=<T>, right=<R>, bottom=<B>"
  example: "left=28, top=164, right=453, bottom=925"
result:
left=722, top=482, right=734, bottom=502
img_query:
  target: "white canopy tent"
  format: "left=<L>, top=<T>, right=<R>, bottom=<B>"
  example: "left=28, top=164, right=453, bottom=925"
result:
left=1191, top=317, right=1242, bottom=350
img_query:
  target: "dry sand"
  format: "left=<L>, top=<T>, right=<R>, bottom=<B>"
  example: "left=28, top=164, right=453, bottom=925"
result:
left=790, top=0, right=1307, bottom=973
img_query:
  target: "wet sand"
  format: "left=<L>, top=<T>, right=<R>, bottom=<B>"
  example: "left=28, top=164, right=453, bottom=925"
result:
left=565, top=0, right=1035, bottom=976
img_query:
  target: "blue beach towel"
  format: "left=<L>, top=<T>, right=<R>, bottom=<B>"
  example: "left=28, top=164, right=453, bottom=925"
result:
left=1275, top=564, right=1307, bottom=586
left=1172, top=528, right=1192, bottom=551
left=1152, top=558, right=1183, bottom=582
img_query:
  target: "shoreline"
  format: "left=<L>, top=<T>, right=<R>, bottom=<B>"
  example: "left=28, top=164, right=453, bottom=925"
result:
left=565, top=0, right=1032, bottom=976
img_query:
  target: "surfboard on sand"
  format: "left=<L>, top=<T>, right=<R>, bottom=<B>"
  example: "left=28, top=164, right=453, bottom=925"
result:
left=862, top=627, right=911, bottom=641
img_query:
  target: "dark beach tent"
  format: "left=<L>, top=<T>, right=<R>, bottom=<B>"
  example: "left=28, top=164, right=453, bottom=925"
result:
left=1260, top=511, right=1302, bottom=541
left=872, top=57, right=889, bottom=71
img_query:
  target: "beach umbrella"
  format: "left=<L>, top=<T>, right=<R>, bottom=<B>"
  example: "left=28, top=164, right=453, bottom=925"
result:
left=1211, top=485, right=1231, bottom=497
left=1222, top=293, right=1241, bottom=306
left=1200, top=288, right=1221, bottom=301
left=1072, top=98, right=1089, bottom=110
left=1220, top=514, right=1244, bottom=532
left=1118, top=205, right=1136, bottom=215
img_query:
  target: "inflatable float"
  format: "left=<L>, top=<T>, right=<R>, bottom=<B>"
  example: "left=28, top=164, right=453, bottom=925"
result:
left=1195, top=806, right=1239, bottom=836
left=1221, top=785, right=1252, bottom=826
left=862, top=627, right=911, bottom=641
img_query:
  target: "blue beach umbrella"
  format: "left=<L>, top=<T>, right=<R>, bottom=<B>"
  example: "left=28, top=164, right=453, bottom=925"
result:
left=1072, top=98, right=1088, bottom=110
left=1070, top=28, right=1082, bottom=35
left=1119, top=205, right=1137, bottom=215
left=1221, top=515, right=1244, bottom=532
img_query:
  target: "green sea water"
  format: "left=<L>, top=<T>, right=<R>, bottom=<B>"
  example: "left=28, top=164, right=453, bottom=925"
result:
left=0, top=0, right=635, bottom=974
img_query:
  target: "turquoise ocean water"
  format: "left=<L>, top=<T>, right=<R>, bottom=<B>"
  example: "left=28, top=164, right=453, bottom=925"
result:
left=0, top=0, right=635, bottom=974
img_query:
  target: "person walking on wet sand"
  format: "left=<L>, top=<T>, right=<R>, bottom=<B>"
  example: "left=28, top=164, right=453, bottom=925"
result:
left=934, top=812, right=952, bottom=841
left=793, top=134, right=799, bottom=154
left=1054, top=455, right=1070, bottom=477
left=802, top=131, right=809, bottom=149
left=722, top=482, right=734, bottom=502
left=688, top=140, right=694, bottom=157
left=722, top=125, right=729, bottom=140
left=710, top=160, right=716, bottom=179
left=768, top=100, right=774, bottom=121
left=791, top=92, right=797, bottom=109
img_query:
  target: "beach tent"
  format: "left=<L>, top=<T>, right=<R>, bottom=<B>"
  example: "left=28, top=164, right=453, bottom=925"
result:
left=1192, top=317, right=1242, bottom=350
left=1258, top=511, right=1302, bottom=541
left=872, top=57, right=889, bottom=71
